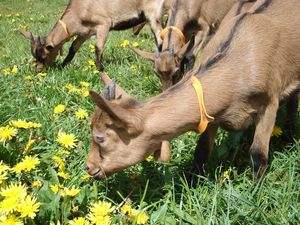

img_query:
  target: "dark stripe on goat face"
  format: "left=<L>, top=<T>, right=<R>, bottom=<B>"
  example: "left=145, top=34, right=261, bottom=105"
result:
left=197, top=0, right=272, bottom=76
left=167, top=29, right=173, bottom=50
left=113, top=12, right=146, bottom=31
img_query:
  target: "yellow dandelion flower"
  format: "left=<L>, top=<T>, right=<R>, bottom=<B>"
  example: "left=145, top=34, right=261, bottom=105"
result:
left=10, top=119, right=29, bottom=129
left=52, top=155, right=65, bottom=171
left=37, top=72, right=47, bottom=77
left=82, top=90, right=90, bottom=97
left=145, top=155, right=153, bottom=162
left=24, top=75, right=32, bottom=81
left=13, top=156, right=40, bottom=173
left=10, top=120, right=42, bottom=129
left=65, top=84, right=76, bottom=92
left=54, top=104, right=66, bottom=114
left=0, top=173, right=7, bottom=184
left=0, top=126, right=17, bottom=142
left=57, top=148, right=70, bottom=156
left=0, top=161, right=10, bottom=173
left=23, top=139, right=35, bottom=155
left=0, top=197, right=19, bottom=214
left=186, top=131, right=193, bottom=137
left=120, top=204, right=131, bottom=215
left=28, top=122, right=42, bottom=128
left=89, top=43, right=95, bottom=53
left=17, top=195, right=40, bottom=219
left=68, top=217, right=90, bottom=225
left=89, top=201, right=115, bottom=217
left=80, top=81, right=90, bottom=88
left=75, top=109, right=88, bottom=119
left=2, top=68, right=11, bottom=75
left=132, top=42, right=139, bottom=47
left=93, top=69, right=99, bottom=75
left=19, top=25, right=28, bottom=30
left=0, top=214, right=24, bottom=225
left=32, top=180, right=43, bottom=189
left=61, top=187, right=80, bottom=197
left=82, top=66, right=89, bottom=72
left=0, top=183, right=27, bottom=199
left=56, top=132, right=77, bottom=148
left=136, top=212, right=149, bottom=225
left=88, top=59, right=96, bottom=67
left=11, top=66, right=18, bottom=73
left=50, top=184, right=59, bottom=193
left=272, top=126, right=283, bottom=137
left=129, top=208, right=138, bottom=221
left=223, top=170, right=230, bottom=179
left=120, top=39, right=130, bottom=48
left=87, top=214, right=110, bottom=225
left=57, top=171, right=70, bottom=180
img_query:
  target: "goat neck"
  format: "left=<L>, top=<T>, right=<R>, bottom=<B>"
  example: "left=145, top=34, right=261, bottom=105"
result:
left=46, top=13, right=76, bottom=49
left=141, top=75, right=220, bottom=142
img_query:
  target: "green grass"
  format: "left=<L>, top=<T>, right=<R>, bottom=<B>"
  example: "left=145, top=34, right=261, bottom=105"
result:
left=0, top=0, right=299, bottom=224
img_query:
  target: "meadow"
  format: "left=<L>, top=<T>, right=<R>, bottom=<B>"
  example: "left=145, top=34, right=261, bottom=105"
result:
left=0, top=0, right=299, bottom=224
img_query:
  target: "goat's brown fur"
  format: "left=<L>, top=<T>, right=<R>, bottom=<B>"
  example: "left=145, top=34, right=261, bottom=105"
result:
left=87, top=0, right=299, bottom=180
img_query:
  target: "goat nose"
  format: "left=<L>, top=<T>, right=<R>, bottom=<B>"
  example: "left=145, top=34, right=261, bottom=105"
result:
left=85, top=164, right=90, bottom=171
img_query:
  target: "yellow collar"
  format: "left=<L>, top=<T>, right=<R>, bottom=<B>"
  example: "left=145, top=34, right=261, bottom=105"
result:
left=159, top=26, right=186, bottom=45
left=191, top=76, right=214, bottom=133
left=58, top=20, right=69, bottom=38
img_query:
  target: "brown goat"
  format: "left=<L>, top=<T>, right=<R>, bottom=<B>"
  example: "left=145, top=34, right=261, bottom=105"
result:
left=132, top=0, right=249, bottom=90
left=20, top=0, right=172, bottom=71
left=86, top=0, right=299, bottom=180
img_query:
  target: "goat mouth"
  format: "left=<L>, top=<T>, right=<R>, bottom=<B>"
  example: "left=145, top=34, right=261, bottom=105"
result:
left=92, top=168, right=104, bottom=180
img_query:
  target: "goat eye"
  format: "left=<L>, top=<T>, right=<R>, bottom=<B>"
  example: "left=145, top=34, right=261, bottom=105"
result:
left=95, top=135, right=105, bottom=144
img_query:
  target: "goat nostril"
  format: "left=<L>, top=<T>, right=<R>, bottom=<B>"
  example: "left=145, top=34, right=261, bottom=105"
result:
left=85, top=165, right=90, bottom=171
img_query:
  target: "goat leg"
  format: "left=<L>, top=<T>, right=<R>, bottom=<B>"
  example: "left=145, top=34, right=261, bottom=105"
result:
left=95, top=25, right=109, bottom=71
left=132, top=22, right=147, bottom=35
left=147, top=17, right=163, bottom=48
left=192, top=18, right=210, bottom=56
left=62, top=36, right=87, bottom=67
left=192, top=124, right=218, bottom=174
left=250, top=98, right=279, bottom=178
left=282, top=91, right=299, bottom=143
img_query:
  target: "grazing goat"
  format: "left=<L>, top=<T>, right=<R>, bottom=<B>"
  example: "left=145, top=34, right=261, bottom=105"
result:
left=86, top=0, right=299, bottom=180
left=132, top=0, right=249, bottom=90
left=20, top=0, right=172, bottom=71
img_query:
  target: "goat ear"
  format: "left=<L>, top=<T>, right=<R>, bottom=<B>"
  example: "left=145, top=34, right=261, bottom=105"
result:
left=131, top=47, right=155, bottom=62
left=99, top=73, right=132, bottom=100
left=176, top=35, right=195, bottom=63
left=19, top=29, right=36, bottom=45
left=89, top=90, right=142, bottom=134
left=19, top=29, right=31, bottom=39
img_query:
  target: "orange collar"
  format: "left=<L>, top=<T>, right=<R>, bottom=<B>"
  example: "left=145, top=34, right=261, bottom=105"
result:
left=159, top=26, right=186, bottom=45
left=58, top=20, right=70, bottom=38
left=191, top=76, right=214, bottom=133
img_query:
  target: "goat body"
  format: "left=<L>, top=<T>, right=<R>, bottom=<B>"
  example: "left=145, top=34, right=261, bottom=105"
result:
left=20, top=0, right=169, bottom=71
left=87, top=0, right=299, bottom=179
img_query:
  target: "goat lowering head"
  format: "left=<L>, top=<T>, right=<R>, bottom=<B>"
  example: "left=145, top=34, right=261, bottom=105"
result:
left=19, top=28, right=62, bottom=72
left=132, top=35, right=195, bottom=90
left=86, top=73, right=171, bottom=180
